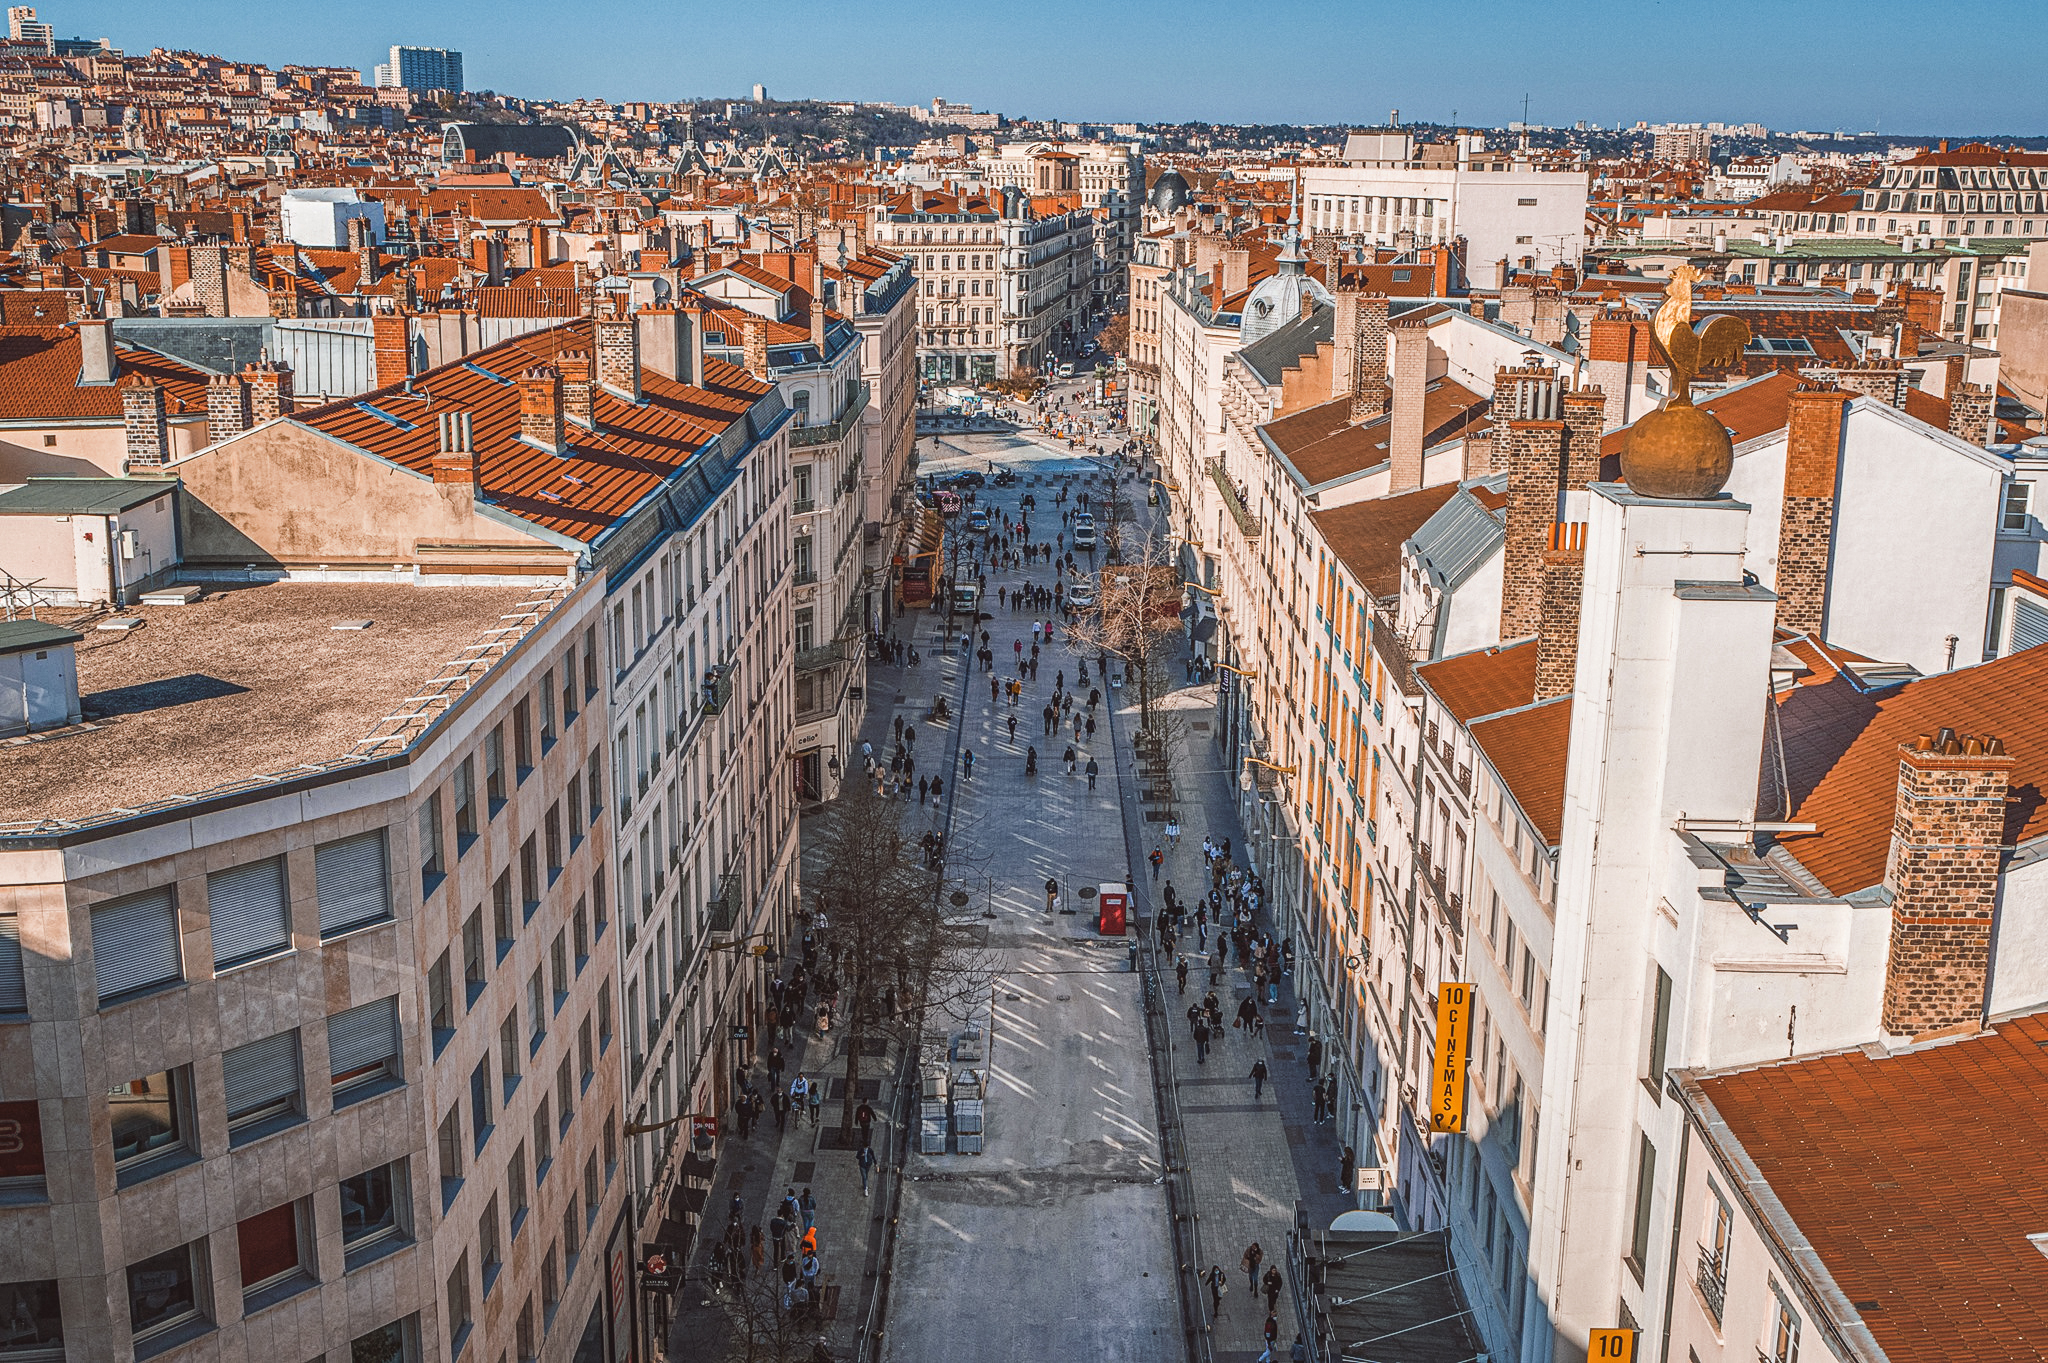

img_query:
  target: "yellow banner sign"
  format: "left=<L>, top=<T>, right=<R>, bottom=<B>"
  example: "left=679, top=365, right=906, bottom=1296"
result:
left=1589, top=1330, right=1638, bottom=1363
left=1430, top=982, right=1473, bottom=1133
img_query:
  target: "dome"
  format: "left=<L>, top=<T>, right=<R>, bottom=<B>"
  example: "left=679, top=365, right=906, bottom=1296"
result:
left=1149, top=169, right=1193, bottom=215
left=1240, top=265, right=1332, bottom=345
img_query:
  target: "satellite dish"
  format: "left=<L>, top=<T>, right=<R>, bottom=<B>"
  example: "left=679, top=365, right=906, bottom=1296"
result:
left=949, top=891, right=970, bottom=907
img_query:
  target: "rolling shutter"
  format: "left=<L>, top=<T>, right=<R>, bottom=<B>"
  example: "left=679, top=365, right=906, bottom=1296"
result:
left=2013, top=598, right=2048, bottom=653
left=315, top=832, right=391, bottom=937
left=222, top=1031, right=300, bottom=1124
left=208, top=858, right=290, bottom=969
left=0, top=914, right=24, bottom=1014
left=91, top=889, right=180, bottom=1005
left=328, top=997, right=400, bottom=1088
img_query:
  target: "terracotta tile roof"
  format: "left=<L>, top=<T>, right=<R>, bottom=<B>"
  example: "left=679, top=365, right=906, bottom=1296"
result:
left=1311, top=484, right=1460, bottom=598
left=1264, top=379, right=1487, bottom=486
left=420, top=186, right=558, bottom=224
left=1772, top=643, right=2048, bottom=896
left=1690, top=1010, right=2048, bottom=1363
left=280, top=319, right=769, bottom=544
left=0, top=325, right=212, bottom=422
left=1416, top=640, right=1537, bottom=726
left=1468, top=696, right=1572, bottom=845
left=1600, top=371, right=1802, bottom=461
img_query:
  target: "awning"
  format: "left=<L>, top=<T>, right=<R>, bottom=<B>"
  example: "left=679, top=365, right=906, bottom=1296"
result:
left=1190, top=616, right=1219, bottom=643
left=1177, top=542, right=1202, bottom=582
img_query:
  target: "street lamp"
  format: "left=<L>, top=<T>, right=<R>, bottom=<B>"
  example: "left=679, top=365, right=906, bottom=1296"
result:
left=1214, top=663, right=1260, bottom=681
left=1244, top=756, right=1297, bottom=776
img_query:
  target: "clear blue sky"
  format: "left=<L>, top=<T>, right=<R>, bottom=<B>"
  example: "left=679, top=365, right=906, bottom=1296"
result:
left=57, top=0, right=2048, bottom=133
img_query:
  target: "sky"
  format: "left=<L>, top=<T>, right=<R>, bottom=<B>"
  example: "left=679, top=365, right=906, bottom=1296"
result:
left=54, top=0, right=2048, bottom=134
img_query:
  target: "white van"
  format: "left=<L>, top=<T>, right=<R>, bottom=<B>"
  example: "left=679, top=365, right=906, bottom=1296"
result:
left=1072, top=515, right=1097, bottom=550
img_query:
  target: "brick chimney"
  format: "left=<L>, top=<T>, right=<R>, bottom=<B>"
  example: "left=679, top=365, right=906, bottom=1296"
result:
left=372, top=310, right=410, bottom=389
left=244, top=360, right=293, bottom=422
left=740, top=315, right=770, bottom=379
left=1535, top=521, right=1586, bottom=699
left=1777, top=384, right=1850, bottom=638
left=1560, top=385, right=1606, bottom=486
left=1386, top=315, right=1430, bottom=491
left=189, top=243, right=227, bottom=317
left=1880, top=728, right=2013, bottom=1036
left=120, top=374, right=169, bottom=469
left=810, top=258, right=828, bottom=352
left=206, top=372, right=250, bottom=445
left=347, top=214, right=378, bottom=289
left=1587, top=310, right=1649, bottom=430
left=1499, top=419, right=1566, bottom=640
left=518, top=366, right=567, bottom=454
left=1221, top=247, right=1250, bottom=296
left=596, top=313, right=642, bottom=401
left=1948, top=382, right=1994, bottom=446
left=1830, top=357, right=1906, bottom=408
left=433, top=411, right=478, bottom=491
left=77, top=316, right=116, bottom=385
left=1349, top=292, right=1390, bottom=424
left=559, top=351, right=596, bottom=427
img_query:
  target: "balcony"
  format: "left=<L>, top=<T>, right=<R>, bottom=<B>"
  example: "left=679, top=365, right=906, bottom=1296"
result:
left=793, top=565, right=818, bottom=586
left=796, top=638, right=849, bottom=675
left=793, top=497, right=817, bottom=514
left=1206, top=459, right=1261, bottom=539
left=700, top=666, right=733, bottom=716
left=706, top=872, right=742, bottom=937
left=790, top=381, right=870, bottom=449
left=1697, top=1247, right=1727, bottom=1327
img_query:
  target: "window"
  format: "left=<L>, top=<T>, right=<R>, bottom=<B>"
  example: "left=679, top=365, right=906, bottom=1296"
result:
left=350, top=1316, right=418, bottom=1363
left=574, top=899, right=590, bottom=969
left=499, top=1013, right=522, bottom=1097
left=453, top=757, right=478, bottom=845
left=470, top=1059, right=493, bottom=1153
left=597, top=980, right=613, bottom=1050
left=587, top=749, right=604, bottom=822
left=521, top=837, right=541, bottom=916
left=315, top=831, right=392, bottom=937
left=540, top=673, right=558, bottom=748
left=92, top=887, right=181, bottom=1005
left=583, top=1152, right=600, bottom=1222
left=428, top=951, right=454, bottom=1055
left=2004, top=481, right=2033, bottom=532
left=208, top=858, right=290, bottom=971
left=568, top=777, right=584, bottom=844
left=418, top=793, right=445, bottom=897
left=1643, top=966, right=1674, bottom=1097
left=1626, top=1130, right=1657, bottom=1280
left=462, top=911, right=486, bottom=1005
left=235, top=1201, right=308, bottom=1299
left=478, top=1198, right=502, bottom=1295
left=437, top=1109, right=464, bottom=1205
left=540, top=1244, right=559, bottom=1322
left=0, top=914, right=22, bottom=1016
left=329, top=997, right=402, bottom=1104
left=562, top=1193, right=581, bottom=1262
left=341, top=1161, right=408, bottom=1266
left=0, top=1100, right=45, bottom=1196
left=509, top=1146, right=530, bottom=1236
left=222, top=1030, right=302, bottom=1143
left=1768, top=1283, right=1802, bottom=1363
left=513, top=698, right=534, bottom=779
left=583, top=625, right=598, bottom=698
left=108, top=1069, right=191, bottom=1173
left=556, top=1058, right=574, bottom=1134
left=446, top=1254, right=472, bottom=1357
left=529, top=970, right=547, bottom=1047
left=545, top=804, right=563, bottom=881
left=0, top=1281, right=61, bottom=1357
left=493, top=874, right=515, bottom=958
left=126, top=1242, right=203, bottom=1345
left=578, top=1017, right=594, bottom=1088
left=516, top=1298, right=537, bottom=1363
left=533, top=1098, right=553, bottom=1178
left=485, top=727, right=507, bottom=810
left=551, top=933, right=569, bottom=1010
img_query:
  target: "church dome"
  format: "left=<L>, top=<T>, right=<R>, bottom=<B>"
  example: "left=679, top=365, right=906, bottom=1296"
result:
left=1149, top=169, right=1193, bottom=215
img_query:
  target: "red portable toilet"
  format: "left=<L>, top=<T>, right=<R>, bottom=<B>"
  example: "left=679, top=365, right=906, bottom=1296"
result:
left=1097, top=883, right=1129, bottom=936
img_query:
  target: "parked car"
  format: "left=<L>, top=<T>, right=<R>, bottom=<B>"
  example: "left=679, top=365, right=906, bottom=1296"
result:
left=1065, top=580, right=1097, bottom=611
left=1072, top=514, right=1097, bottom=550
left=967, top=508, right=990, bottom=533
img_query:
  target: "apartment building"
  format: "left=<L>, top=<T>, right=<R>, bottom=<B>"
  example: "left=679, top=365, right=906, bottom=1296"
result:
left=835, top=248, right=920, bottom=634
left=1302, top=131, right=1589, bottom=287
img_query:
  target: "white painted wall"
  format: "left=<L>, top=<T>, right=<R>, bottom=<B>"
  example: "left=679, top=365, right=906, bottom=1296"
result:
left=1989, top=855, right=2048, bottom=1016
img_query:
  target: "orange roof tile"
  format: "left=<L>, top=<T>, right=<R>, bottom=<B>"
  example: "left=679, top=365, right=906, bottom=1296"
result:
left=0, top=326, right=212, bottom=422
left=1468, top=696, right=1572, bottom=845
left=1691, top=1011, right=2048, bottom=1363
left=1311, top=484, right=1461, bottom=598
left=1266, top=380, right=1487, bottom=486
left=1416, top=640, right=1538, bottom=727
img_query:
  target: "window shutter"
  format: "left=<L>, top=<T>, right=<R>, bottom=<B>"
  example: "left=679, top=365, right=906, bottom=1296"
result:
left=315, top=832, right=391, bottom=936
left=222, top=1031, right=300, bottom=1123
left=328, top=997, right=400, bottom=1084
left=91, top=889, right=180, bottom=1004
left=0, top=914, right=24, bottom=1013
left=2014, top=598, right=2048, bottom=653
left=208, top=858, right=290, bottom=969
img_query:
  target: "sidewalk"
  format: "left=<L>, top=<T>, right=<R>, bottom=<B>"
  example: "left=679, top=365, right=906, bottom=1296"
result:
left=666, top=617, right=956, bottom=1361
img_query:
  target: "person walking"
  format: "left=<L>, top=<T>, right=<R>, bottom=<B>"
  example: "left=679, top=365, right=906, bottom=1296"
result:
left=1339, top=1145, right=1357, bottom=1193
left=963, top=748, right=974, bottom=779
left=1205, top=1265, right=1227, bottom=1317
left=767, top=1045, right=785, bottom=1089
left=1086, top=757, right=1099, bottom=790
left=1250, top=1057, right=1269, bottom=1099
left=1007, top=714, right=1018, bottom=742
left=1262, top=1264, right=1283, bottom=1314
left=855, top=1099, right=876, bottom=1148
left=1264, top=1312, right=1280, bottom=1352
left=1176, top=958, right=1188, bottom=995
left=1149, top=848, right=1164, bottom=879
left=858, top=1143, right=875, bottom=1196
left=1242, top=1242, right=1264, bottom=1295
left=750, top=1224, right=766, bottom=1272
left=1311, top=1080, right=1327, bottom=1124
left=799, top=1186, right=816, bottom=1232
left=773, top=1087, right=790, bottom=1132
left=930, top=776, right=943, bottom=802
left=807, top=1081, right=823, bottom=1128
left=1193, top=1019, right=1210, bottom=1064
left=1307, top=1035, right=1323, bottom=1079
left=918, top=775, right=930, bottom=805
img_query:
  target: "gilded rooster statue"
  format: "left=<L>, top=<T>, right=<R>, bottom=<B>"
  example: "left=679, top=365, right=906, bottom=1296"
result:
left=1651, top=264, right=1751, bottom=403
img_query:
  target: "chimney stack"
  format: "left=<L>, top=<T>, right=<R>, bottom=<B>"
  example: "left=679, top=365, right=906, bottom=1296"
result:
left=244, top=360, right=293, bottom=422
left=372, top=310, right=410, bottom=389
left=121, top=374, right=170, bottom=469
left=810, top=258, right=828, bottom=352
left=434, top=411, right=478, bottom=491
left=1947, top=383, right=1994, bottom=446
left=77, top=316, right=116, bottom=385
left=206, top=372, right=250, bottom=445
left=1881, top=729, right=2013, bottom=1036
left=1349, top=292, right=1390, bottom=424
left=518, top=366, right=567, bottom=454
left=1776, top=384, right=1850, bottom=638
left=740, top=315, right=770, bottom=379
left=1386, top=315, right=1430, bottom=491
left=559, top=350, right=596, bottom=427
left=1534, top=521, right=1586, bottom=700
left=1586, top=310, right=1648, bottom=430
left=596, top=312, right=642, bottom=401
left=1559, top=385, right=1607, bottom=488
left=637, top=305, right=696, bottom=387
left=1499, top=419, right=1567, bottom=640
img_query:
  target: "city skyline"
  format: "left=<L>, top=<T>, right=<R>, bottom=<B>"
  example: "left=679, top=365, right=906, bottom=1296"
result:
left=48, top=0, right=2048, bottom=133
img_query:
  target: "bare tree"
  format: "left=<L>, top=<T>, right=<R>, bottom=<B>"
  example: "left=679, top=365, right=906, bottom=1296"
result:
left=714, top=1250, right=827, bottom=1363
left=1067, top=528, right=1185, bottom=735
left=810, top=778, right=994, bottom=1142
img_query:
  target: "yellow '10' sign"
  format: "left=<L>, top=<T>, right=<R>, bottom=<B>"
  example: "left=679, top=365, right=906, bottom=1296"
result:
left=1430, top=983, right=1472, bottom=1132
left=1589, top=1330, right=1638, bottom=1363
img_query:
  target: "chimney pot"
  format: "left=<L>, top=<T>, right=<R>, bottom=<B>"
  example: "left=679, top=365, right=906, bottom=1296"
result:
left=559, top=350, right=596, bottom=427
left=433, top=411, right=478, bottom=490
left=595, top=312, right=642, bottom=401
left=518, top=365, right=567, bottom=454
left=119, top=373, right=169, bottom=469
